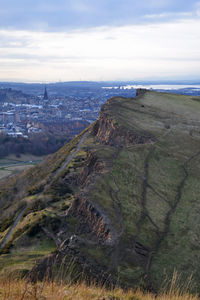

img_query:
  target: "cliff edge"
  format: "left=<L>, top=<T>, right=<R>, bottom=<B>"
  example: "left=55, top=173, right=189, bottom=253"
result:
left=0, top=90, right=200, bottom=292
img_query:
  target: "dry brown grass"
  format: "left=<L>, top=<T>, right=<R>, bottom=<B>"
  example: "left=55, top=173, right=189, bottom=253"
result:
left=0, top=275, right=199, bottom=300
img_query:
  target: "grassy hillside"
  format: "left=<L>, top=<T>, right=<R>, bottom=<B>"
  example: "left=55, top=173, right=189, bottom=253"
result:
left=0, top=90, right=200, bottom=293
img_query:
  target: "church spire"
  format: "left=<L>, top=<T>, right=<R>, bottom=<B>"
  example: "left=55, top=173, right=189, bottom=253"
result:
left=43, top=86, right=48, bottom=100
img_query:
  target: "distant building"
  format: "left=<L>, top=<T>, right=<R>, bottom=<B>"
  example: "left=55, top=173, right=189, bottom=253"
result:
left=43, top=87, right=48, bottom=100
left=0, top=113, right=4, bottom=123
left=15, top=112, right=20, bottom=123
left=4, top=112, right=15, bottom=124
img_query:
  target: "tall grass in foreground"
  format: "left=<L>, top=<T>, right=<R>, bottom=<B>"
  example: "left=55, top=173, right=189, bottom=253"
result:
left=0, top=259, right=198, bottom=299
left=0, top=276, right=199, bottom=300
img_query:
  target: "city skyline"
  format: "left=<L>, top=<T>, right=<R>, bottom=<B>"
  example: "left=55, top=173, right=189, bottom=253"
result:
left=0, top=0, right=200, bottom=82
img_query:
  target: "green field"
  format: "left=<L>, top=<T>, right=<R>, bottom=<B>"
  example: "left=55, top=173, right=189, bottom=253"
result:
left=0, top=154, right=45, bottom=180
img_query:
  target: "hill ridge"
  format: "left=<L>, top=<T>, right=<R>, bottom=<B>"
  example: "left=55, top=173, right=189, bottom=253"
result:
left=0, top=90, right=200, bottom=292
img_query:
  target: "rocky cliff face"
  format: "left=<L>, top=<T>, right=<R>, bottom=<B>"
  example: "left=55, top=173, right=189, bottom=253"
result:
left=93, top=108, right=155, bottom=147
left=68, top=198, right=111, bottom=243
left=1, top=90, right=200, bottom=293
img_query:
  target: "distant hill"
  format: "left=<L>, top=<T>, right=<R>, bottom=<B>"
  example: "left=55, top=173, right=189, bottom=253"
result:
left=0, top=88, right=30, bottom=103
left=0, top=90, right=200, bottom=292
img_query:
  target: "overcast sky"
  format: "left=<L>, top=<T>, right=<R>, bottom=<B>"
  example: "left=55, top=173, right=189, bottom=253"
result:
left=0, top=0, right=200, bottom=82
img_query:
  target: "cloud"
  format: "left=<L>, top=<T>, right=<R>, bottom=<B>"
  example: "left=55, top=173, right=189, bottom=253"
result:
left=68, top=0, right=94, bottom=12
left=145, top=12, right=193, bottom=19
left=0, top=18, right=199, bottom=82
left=195, top=1, right=200, bottom=15
left=0, top=0, right=199, bottom=31
left=144, top=0, right=173, bottom=9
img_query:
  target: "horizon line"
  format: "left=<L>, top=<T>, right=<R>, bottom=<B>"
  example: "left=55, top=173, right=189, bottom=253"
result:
left=0, top=79, right=200, bottom=85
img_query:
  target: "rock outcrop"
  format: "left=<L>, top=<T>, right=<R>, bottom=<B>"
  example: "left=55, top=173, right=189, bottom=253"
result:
left=1, top=90, right=200, bottom=293
left=93, top=109, right=155, bottom=147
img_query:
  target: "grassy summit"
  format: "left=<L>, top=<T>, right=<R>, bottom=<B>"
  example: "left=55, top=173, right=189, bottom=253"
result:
left=0, top=90, right=200, bottom=293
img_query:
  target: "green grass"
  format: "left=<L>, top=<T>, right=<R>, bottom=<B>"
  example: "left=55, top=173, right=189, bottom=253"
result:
left=0, top=91, right=200, bottom=292
left=83, top=91, right=200, bottom=289
left=0, top=233, right=56, bottom=274
left=0, top=154, right=45, bottom=180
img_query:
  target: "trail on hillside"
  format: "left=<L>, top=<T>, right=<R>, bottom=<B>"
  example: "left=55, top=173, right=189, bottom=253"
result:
left=110, top=174, right=125, bottom=236
left=132, top=147, right=200, bottom=287
left=147, top=150, right=200, bottom=283
left=135, top=146, right=157, bottom=237
left=0, top=207, right=26, bottom=250
left=131, top=146, right=159, bottom=284
left=0, top=132, right=88, bottom=252
left=52, top=132, right=88, bottom=181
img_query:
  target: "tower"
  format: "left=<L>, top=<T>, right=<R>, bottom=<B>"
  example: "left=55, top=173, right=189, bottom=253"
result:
left=43, top=86, right=48, bottom=100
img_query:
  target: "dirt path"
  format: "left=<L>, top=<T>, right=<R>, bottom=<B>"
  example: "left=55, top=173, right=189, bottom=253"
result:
left=110, top=173, right=125, bottom=237
left=154, top=151, right=200, bottom=253
left=52, top=132, right=88, bottom=181
left=132, top=147, right=200, bottom=287
left=0, top=207, right=26, bottom=250
left=0, top=132, right=88, bottom=252
left=135, top=146, right=156, bottom=238
left=147, top=150, right=200, bottom=284
left=130, top=146, right=158, bottom=285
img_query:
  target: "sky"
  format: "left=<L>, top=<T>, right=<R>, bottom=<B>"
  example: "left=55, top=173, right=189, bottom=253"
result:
left=0, top=0, right=200, bottom=82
